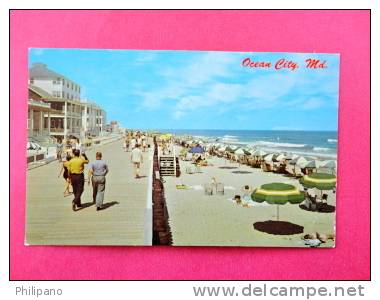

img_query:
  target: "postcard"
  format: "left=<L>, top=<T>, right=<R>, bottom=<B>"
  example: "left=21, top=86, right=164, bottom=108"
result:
left=26, top=49, right=339, bottom=247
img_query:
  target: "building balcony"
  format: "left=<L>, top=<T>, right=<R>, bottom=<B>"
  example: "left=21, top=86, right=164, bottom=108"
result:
left=28, top=99, right=51, bottom=111
left=50, top=127, right=65, bottom=133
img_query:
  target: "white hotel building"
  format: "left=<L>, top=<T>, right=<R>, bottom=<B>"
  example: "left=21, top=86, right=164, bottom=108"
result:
left=28, top=63, right=106, bottom=140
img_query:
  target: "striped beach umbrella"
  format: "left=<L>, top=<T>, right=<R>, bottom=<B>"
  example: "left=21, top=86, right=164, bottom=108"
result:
left=300, top=173, right=336, bottom=190
left=251, top=182, right=305, bottom=220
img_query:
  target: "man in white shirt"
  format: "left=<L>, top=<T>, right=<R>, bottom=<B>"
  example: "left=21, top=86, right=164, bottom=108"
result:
left=131, top=144, right=143, bottom=178
left=130, top=137, right=137, bottom=150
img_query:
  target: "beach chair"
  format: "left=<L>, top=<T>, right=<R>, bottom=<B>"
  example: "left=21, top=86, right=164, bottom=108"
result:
left=204, top=183, right=213, bottom=196
left=216, top=183, right=225, bottom=195
left=185, top=166, right=194, bottom=174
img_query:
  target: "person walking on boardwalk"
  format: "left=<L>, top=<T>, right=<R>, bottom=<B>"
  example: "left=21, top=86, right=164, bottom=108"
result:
left=56, top=139, right=63, bottom=162
left=67, top=149, right=89, bottom=211
left=130, top=135, right=137, bottom=150
left=124, top=137, right=130, bottom=152
left=58, top=154, right=72, bottom=196
left=88, top=152, right=109, bottom=211
left=131, top=144, right=143, bottom=179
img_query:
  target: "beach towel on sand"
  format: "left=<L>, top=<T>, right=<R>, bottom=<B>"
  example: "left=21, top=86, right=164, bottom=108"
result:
left=227, top=197, right=269, bottom=207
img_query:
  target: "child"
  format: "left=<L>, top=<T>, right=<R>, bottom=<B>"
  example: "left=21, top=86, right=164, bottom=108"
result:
left=234, top=195, right=242, bottom=205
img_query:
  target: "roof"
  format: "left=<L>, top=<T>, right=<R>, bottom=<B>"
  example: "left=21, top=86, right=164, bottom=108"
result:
left=29, top=63, right=79, bottom=85
left=29, top=84, right=54, bottom=98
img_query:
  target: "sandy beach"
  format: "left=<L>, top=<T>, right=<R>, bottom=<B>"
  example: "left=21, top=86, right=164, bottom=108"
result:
left=163, top=145, right=335, bottom=247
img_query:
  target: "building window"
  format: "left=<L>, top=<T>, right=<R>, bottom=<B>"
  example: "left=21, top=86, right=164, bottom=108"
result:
left=62, top=79, right=65, bottom=85
left=62, top=91, right=65, bottom=99
left=30, top=78, right=34, bottom=84
left=53, top=91, right=61, bottom=98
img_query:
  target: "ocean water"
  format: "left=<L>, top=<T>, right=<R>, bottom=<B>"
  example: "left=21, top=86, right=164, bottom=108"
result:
left=163, top=129, right=338, bottom=159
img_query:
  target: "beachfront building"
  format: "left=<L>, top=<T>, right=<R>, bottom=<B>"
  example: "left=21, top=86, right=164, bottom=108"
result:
left=81, top=100, right=107, bottom=137
left=29, top=63, right=81, bottom=101
left=28, top=84, right=83, bottom=140
left=28, top=85, right=55, bottom=142
left=105, top=121, right=120, bottom=133
left=28, top=63, right=107, bottom=141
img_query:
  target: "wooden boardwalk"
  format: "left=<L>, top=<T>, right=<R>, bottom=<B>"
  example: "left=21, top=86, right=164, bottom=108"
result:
left=26, top=139, right=153, bottom=245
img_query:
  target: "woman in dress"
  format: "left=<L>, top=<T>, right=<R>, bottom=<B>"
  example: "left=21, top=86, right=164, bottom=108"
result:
left=58, top=155, right=72, bottom=196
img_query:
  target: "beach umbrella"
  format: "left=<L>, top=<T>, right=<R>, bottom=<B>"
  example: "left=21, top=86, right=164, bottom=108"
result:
left=179, top=148, right=188, bottom=156
left=251, top=182, right=305, bottom=221
left=320, top=160, right=337, bottom=169
left=304, top=160, right=323, bottom=169
left=242, top=148, right=252, bottom=155
left=218, top=146, right=226, bottom=152
left=264, top=153, right=279, bottom=162
left=276, top=153, right=291, bottom=162
left=300, top=173, right=336, bottom=191
left=252, top=150, right=267, bottom=157
left=189, top=146, right=205, bottom=154
left=234, top=148, right=245, bottom=155
left=289, top=156, right=310, bottom=167
left=159, top=133, right=172, bottom=140
left=225, top=146, right=234, bottom=153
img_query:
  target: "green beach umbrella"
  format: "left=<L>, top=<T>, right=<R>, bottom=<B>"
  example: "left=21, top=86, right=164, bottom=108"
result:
left=251, top=182, right=305, bottom=221
left=300, top=173, right=336, bottom=191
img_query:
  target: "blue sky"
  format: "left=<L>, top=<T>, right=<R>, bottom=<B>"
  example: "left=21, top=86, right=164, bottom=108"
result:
left=29, top=49, right=339, bottom=131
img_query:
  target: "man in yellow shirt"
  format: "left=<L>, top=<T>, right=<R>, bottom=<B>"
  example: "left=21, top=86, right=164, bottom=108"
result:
left=67, top=149, right=89, bottom=211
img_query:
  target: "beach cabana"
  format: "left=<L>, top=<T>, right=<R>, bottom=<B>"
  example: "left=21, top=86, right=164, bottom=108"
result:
left=300, top=173, right=336, bottom=198
left=251, top=182, right=305, bottom=221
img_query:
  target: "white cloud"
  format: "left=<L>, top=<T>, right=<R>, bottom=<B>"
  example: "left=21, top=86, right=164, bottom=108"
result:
left=301, top=97, right=325, bottom=110
left=134, top=51, right=338, bottom=119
